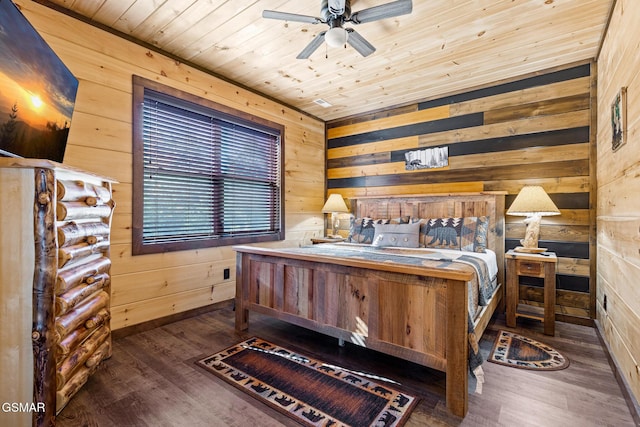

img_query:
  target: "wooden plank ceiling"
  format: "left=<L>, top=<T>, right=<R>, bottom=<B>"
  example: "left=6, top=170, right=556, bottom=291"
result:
left=39, top=0, right=612, bottom=121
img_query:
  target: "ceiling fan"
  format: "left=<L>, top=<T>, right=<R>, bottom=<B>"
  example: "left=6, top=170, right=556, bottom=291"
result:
left=263, top=0, right=413, bottom=59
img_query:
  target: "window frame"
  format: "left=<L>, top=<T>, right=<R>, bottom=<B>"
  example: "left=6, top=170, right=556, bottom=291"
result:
left=132, top=75, right=285, bottom=255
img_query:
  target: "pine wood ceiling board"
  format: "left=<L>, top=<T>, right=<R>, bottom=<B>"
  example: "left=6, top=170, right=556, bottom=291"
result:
left=293, top=2, right=605, bottom=87
left=169, top=0, right=274, bottom=63
left=226, top=2, right=337, bottom=74
left=62, top=0, right=133, bottom=25
left=403, top=1, right=609, bottom=66
left=123, top=0, right=201, bottom=41
left=186, top=1, right=298, bottom=67
left=209, top=41, right=343, bottom=104
left=130, top=0, right=229, bottom=49
left=190, top=31, right=291, bottom=80
left=50, top=0, right=106, bottom=17
left=191, top=0, right=314, bottom=71
left=155, top=0, right=252, bottom=54
left=269, top=48, right=394, bottom=91
left=105, top=0, right=173, bottom=34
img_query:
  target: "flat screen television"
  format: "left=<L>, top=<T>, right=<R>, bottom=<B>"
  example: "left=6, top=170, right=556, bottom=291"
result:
left=0, top=0, right=78, bottom=162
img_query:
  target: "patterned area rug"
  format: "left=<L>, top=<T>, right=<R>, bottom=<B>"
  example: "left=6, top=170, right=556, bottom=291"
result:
left=488, top=330, right=569, bottom=370
left=197, top=337, right=418, bottom=427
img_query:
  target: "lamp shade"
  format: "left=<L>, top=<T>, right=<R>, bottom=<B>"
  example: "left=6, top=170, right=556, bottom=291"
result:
left=507, top=185, right=560, bottom=217
left=321, top=194, right=349, bottom=213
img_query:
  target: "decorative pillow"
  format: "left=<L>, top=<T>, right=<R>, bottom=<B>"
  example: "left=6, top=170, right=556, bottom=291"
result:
left=416, top=216, right=489, bottom=252
left=372, top=222, right=420, bottom=248
left=347, top=216, right=410, bottom=244
left=347, top=217, right=389, bottom=244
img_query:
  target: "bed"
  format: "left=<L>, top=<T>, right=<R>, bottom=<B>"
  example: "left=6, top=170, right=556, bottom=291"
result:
left=234, top=192, right=506, bottom=417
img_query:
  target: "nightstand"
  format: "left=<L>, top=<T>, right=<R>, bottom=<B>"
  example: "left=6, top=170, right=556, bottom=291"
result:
left=505, top=249, right=557, bottom=335
left=310, top=237, right=346, bottom=244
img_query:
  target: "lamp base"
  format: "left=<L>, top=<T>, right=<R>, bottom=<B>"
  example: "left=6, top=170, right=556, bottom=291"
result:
left=514, top=246, right=547, bottom=253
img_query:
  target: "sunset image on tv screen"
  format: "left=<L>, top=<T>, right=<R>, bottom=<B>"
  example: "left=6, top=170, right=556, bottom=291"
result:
left=0, top=0, right=78, bottom=162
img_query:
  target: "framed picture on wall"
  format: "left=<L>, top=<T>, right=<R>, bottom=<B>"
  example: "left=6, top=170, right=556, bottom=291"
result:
left=611, top=87, right=627, bottom=152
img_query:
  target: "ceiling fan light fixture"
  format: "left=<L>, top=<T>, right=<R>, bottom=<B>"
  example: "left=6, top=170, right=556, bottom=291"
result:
left=325, top=27, right=348, bottom=47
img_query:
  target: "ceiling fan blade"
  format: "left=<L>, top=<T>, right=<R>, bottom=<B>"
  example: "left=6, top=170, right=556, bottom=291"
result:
left=349, top=0, right=413, bottom=24
left=297, top=32, right=326, bottom=59
left=263, top=10, right=322, bottom=24
left=346, top=29, right=376, bottom=57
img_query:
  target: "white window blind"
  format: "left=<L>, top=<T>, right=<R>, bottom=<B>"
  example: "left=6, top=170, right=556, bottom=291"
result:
left=134, top=83, right=283, bottom=253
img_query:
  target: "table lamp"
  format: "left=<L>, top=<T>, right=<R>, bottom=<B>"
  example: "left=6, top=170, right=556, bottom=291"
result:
left=321, top=194, right=349, bottom=238
left=507, top=185, right=560, bottom=253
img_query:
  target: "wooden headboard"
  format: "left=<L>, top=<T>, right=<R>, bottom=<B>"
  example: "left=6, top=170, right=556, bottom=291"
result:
left=348, top=192, right=507, bottom=288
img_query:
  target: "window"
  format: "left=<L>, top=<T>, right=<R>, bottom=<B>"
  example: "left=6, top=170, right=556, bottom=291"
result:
left=132, top=76, right=284, bottom=255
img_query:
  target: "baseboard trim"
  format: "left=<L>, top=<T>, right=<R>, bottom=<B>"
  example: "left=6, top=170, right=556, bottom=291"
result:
left=112, top=299, right=234, bottom=340
left=594, top=319, right=640, bottom=425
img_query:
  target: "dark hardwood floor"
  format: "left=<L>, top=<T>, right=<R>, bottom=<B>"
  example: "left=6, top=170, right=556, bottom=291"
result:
left=57, top=303, right=637, bottom=427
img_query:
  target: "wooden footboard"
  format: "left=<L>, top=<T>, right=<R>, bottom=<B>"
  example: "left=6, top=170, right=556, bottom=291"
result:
left=235, top=246, right=475, bottom=417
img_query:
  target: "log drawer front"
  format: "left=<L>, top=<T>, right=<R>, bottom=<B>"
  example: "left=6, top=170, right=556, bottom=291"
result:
left=0, top=160, right=116, bottom=427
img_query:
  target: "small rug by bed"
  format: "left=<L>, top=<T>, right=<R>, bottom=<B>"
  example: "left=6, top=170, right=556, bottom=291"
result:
left=196, top=337, right=418, bottom=427
left=488, top=330, right=569, bottom=370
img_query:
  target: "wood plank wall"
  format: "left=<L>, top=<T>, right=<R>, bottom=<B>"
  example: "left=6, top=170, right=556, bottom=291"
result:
left=326, top=61, right=596, bottom=324
left=596, top=0, right=640, bottom=405
left=16, top=1, right=325, bottom=329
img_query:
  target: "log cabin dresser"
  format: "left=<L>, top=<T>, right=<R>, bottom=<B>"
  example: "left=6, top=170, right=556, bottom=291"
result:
left=0, top=159, right=116, bottom=427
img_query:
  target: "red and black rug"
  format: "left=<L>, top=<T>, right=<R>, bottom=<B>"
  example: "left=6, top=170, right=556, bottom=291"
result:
left=197, top=337, right=418, bottom=427
left=488, top=330, right=569, bottom=370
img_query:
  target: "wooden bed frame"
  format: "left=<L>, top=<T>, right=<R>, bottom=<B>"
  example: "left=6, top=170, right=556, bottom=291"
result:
left=234, top=192, right=506, bottom=417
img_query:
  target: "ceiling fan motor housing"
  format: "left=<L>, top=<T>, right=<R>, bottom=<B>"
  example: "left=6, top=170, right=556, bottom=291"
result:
left=322, top=0, right=351, bottom=21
